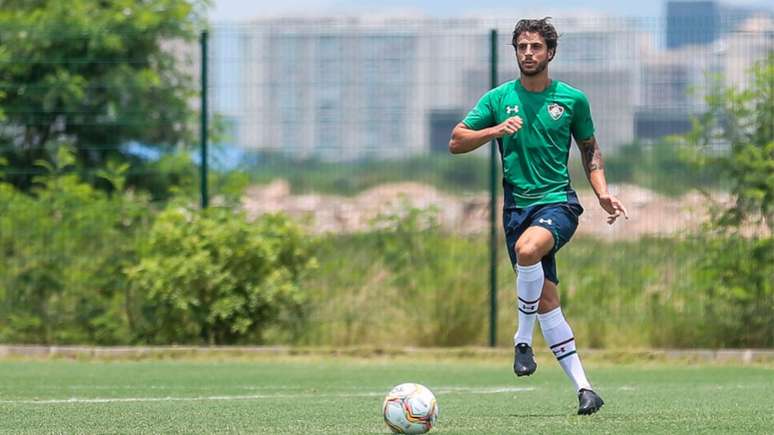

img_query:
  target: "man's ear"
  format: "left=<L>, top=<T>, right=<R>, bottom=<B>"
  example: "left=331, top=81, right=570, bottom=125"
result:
left=548, top=48, right=556, bottom=61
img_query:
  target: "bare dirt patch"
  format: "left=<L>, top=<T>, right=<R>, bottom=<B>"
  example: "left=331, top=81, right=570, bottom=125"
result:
left=241, top=180, right=723, bottom=239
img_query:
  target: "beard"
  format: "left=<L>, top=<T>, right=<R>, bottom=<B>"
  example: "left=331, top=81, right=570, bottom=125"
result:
left=518, top=57, right=550, bottom=76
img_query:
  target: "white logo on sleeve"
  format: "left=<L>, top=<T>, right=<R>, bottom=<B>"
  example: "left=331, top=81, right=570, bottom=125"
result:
left=505, top=105, right=519, bottom=115
left=538, top=218, right=553, bottom=226
left=547, top=103, right=564, bottom=120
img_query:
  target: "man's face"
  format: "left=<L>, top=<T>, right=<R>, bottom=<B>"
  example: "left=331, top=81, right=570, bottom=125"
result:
left=515, top=32, right=553, bottom=76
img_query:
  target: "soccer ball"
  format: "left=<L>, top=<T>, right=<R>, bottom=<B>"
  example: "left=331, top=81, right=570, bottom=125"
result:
left=383, top=383, right=439, bottom=434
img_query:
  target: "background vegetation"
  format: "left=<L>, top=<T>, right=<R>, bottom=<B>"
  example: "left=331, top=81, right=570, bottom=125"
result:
left=0, top=1, right=770, bottom=349
left=1, top=163, right=770, bottom=347
left=0, top=0, right=206, bottom=192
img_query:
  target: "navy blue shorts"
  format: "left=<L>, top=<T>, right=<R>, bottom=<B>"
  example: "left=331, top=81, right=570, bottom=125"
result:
left=503, top=200, right=583, bottom=284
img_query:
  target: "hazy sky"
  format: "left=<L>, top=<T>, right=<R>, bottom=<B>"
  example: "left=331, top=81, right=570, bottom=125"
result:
left=210, top=0, right=772, bottom=21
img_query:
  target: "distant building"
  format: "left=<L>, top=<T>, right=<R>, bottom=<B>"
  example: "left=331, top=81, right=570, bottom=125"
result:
left=666, top=1, right=773, bottom=50
left=238, top=23, right=421, bottom=161
left=637, top=13, right=772, bottom=140
left=666, top=1, right=720, bottom=49
left=205, top=13, right=770, bottom=161
left=429, top=109, right=465, bottom=153
left=636, top=46, right=717, bottom=139
left=551, top=18, right=648, bottom=149
left=717, top=15, right=774, bottom=91
left=719, top=3, right=774, bottom=34
left=227, top=18, right=491, bottom=161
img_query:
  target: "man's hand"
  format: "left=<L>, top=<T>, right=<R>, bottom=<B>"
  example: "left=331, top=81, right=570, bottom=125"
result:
left=598, top=194, right=629, bottom=225
left=449, top=117, right=523, bottom=154
left=492, top=116, right=523, bottom=138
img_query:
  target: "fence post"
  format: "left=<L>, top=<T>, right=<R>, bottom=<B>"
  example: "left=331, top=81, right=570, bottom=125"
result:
left=489, top=29, right=498, bottom=348
left=200, top=30, right=209, bottom=209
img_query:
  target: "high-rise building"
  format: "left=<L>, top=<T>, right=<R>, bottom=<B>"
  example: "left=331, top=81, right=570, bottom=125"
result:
left=238, top=22, right=423, bottom=161
left=228, top=18, right=489, bottom=161
left=666, top=1, right=720, bottom=49
left=636, top=46, right=717, bottom=139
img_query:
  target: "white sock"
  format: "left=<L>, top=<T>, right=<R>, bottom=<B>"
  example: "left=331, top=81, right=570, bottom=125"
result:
left=513, top=262, right=543, bottom=347
left=538, top=307, right=592, bottom=392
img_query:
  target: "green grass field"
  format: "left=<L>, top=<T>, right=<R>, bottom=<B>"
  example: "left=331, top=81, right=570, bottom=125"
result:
left=0, top=356, right=772, bottom=434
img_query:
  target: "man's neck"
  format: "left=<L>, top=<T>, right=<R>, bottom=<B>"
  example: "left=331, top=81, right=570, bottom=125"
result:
left=520, top=73, right=551, bottom=92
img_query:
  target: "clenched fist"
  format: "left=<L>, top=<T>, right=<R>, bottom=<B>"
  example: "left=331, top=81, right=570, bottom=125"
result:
left=492, top=116, right=523, bottom=138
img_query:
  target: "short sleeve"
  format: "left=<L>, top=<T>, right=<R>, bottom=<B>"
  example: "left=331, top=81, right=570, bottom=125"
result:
left=571, top=93, right=595, bottom=142
left=462, top=91, right=496, bottom=131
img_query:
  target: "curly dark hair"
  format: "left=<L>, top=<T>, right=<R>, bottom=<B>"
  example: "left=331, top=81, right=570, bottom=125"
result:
left=512, top=17, right=558, bottom=58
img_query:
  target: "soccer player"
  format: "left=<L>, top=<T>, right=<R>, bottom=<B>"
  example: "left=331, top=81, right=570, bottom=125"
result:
left=449, top=17, right=628, bottom=415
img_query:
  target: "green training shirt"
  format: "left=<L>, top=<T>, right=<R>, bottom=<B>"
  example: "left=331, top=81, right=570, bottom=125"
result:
left=462, top=79, right=595, bottom=208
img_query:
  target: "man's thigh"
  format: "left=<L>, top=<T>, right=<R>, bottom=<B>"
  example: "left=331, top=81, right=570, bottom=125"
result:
left=531, top=204, right=580, bottom=254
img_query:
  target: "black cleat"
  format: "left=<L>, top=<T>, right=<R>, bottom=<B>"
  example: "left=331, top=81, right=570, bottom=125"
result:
left=513, top=343, right=537, bottom=377
left=577, top=388, right=604, bottom=415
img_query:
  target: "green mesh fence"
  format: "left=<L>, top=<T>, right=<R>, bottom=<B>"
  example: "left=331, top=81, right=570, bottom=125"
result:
left=1, top=12, right=771, bottom=346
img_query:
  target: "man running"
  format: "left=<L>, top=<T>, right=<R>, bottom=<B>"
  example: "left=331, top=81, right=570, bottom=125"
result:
left=449, top=17, right=628, bottom=415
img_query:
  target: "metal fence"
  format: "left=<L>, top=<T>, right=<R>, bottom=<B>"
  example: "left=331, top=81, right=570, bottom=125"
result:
left=1, top=12, right=772, bottom=347
left=205, top=15, right=772, bottom=239
left=202, top=16, right=772, bottom=347
left=208, top=16, right=772, bottom=160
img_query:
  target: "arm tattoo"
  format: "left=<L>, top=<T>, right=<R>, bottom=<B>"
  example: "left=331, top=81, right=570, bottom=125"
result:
left=579, top=137, right=604, bottom=172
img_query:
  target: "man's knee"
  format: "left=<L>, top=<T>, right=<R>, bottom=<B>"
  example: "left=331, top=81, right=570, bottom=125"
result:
left=515, top=241, right=544, bottom=265
left=515, top=228, right=554, bottom=265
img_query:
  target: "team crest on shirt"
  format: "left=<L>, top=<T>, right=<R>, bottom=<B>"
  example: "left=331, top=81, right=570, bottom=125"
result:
left=547, top=103, right=564, bottom=120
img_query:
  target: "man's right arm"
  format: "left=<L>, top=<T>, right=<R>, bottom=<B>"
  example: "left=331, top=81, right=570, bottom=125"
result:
left=449, top=117, right=523, bottom=154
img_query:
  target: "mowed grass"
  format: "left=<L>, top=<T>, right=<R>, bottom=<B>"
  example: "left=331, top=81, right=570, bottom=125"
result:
left=0, top=356, right=772, bottom=434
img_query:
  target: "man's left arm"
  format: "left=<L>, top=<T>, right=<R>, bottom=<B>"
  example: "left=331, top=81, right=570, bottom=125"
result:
left=577, top=136, right=629, bottom=225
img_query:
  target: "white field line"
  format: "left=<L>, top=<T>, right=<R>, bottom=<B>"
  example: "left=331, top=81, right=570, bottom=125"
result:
left=0, top=386, right=534, bottom=405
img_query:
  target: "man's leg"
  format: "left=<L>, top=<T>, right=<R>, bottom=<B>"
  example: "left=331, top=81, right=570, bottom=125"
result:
left=538, top=282, right=604, bottom=415
left=513, top=226, right=553, bottom=377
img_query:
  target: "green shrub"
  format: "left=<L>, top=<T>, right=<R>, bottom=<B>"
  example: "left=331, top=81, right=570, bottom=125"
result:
left=125, top=206, right=315, bottom=345
left=0, top=151, right=146, bottom=344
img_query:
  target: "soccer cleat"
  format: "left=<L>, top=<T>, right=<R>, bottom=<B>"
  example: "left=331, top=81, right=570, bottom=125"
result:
left=513, top=343, right=537, bottom=377
left=577, top=388, right=604, bottom=415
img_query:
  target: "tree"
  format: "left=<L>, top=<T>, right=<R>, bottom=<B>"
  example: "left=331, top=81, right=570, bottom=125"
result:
left=0, top=0, right=207, bottom=189
left=685, top=54, right=773, bottom=347
left=688, top=53, right=774, bottom=233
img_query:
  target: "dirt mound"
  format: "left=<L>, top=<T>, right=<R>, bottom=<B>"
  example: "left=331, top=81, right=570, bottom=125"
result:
left=242, top=180, right=719, bottom=239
